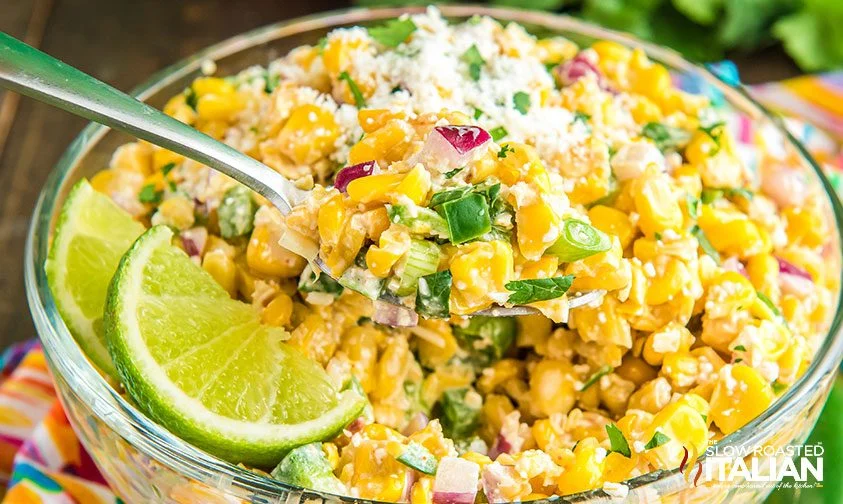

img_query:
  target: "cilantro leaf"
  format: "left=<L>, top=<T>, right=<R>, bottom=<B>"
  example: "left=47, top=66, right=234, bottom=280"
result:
left=644, top=431, right=671, bottom=450
left=497, top=144, right=515, bottom=159
left=161, top=162, right=176, bottom=176
left=772, top=380, right=788, bottom=394
left=462, top=45, right=485, bottom=81
left=368, top=18, right=417, bottom=47
left=691, top=225, right=721, bottom=263
left=573, top=111, right=591, bottom=125
left=489, top=126, right=508, bottom=142
left=505, top=276, right=574, bottom=305
left=339, top=71, right=366, bottom=108
left=641, top=122, right=691, bottom=151
left=138, top=184, right=163, bottom=204
left=579, top=365, right=613, bottom=392
left=513, top=91, right=531, bottom=114
left=443, top=167, right=464, bottom=179
left=416, top=270, right=452, bottom=319
left=733, top=345, right=747, bottom=352
left=685, top=194, right=700, bottom=219
left=606, top=424, right=631, bottom=457
left=473, top=107, right=484, bottom=120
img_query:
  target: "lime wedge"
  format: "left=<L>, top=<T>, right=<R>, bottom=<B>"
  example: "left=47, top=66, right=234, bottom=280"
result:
left=46, top=179, right=145, bottom=378
left=104, top=226, right=365, bottom=467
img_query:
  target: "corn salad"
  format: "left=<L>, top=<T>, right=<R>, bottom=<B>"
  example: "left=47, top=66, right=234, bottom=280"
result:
left=91, top=8, right=837, bottom=502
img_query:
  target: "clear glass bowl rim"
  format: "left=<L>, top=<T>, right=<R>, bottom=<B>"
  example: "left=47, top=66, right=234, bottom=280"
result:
left=24, top=4, right=843, bottom=502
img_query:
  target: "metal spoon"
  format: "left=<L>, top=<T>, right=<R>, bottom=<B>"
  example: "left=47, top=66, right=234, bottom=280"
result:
left=0, top=33, right=602, bottom=317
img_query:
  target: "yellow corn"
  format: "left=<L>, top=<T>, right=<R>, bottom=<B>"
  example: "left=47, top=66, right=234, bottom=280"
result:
left=516, top=200, right=560, bottom=260
left=480, top=394, right=515, bottom=444
left=348, top=119, right=411, bottom=166
left=347, top=165, right=431, bottom=206
left=565, top=237, right=631, bottom=292
left=615, top=355, right=658, bottom=386
left=516, top=313, right=553, bottom=349
left=450, top=241, right=513, bottom=314
left=642, top=401, right=708, bottom=469
left=783, top=206, right=826, bottom=248
left=529, top=359, right=577, bottom=417
left=568, top=295, right=632, bottom=349
left=588, top=205, right=635, bottom=250
left=642, top=322, right=694, bottom=366
left=415, top=320, right=459, bottom=368
left=111, top=142, right=154, bottom=175
left=322, top=442, right=340, bottom=470
left=322, top=35, right=368, bottom=76
left=90, top=170, right=116, bottom=194
left=247, top=218, right=308, bottom=278
left=196, top=93, right=244, bottom=122
left=154, top=196, right=195, bottom=230
left=697, top=205, right=770, bottom=258
left=627, top=377, right=671, bottom=414
left=163, top=94, right=197, bottom=124
left=478, top=359, right=524, bottom=394
left=746, top=253, right=780, bottom=299
left=710, top=364, right=774, bottom=435
left=645, top=258, right=692, bottom=306
left=366, top=225, right=412, bottom=278
left=556, top=438, right=605, bottom=495
left=494, top=143, right=550, bottom=192
left=358, top=109, right=407, bottom=133
left=277, top=104, right=340, bottom=165
left=630, top=172, right=683, bottom=238
left=262, top=293, right=293, bottom=327
left=603, top=452, right=639, bottom=483
left=410, top=476, right=434, bottom=504
left=202, top=249, right=236, bottom=297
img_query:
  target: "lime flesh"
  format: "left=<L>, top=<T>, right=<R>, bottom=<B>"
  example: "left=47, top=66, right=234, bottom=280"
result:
left=46, top=179, right=145, bottom=378
left=104, top=225, right=365, bottom=467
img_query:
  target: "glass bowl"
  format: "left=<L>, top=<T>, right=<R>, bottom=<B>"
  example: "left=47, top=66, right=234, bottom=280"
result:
left=24, top=5, right=843, bottom=503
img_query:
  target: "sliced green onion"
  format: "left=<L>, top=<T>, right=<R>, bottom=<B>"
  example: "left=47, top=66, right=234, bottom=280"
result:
left=440, top=193, right=491, bottom=244
left=546, top=219, right=611, bottom=262
left=387, top=205, right=450, bottom=239
left=396, top=239, right=441, bottom=296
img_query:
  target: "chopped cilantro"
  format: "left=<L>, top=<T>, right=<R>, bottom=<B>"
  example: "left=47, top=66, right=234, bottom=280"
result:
left=161, top=162, right=176, bottom=176
left=184, top=87, right=198, bottom=110
left=338, top=71, right=366, bottom=108
left=606, top=424, right=631, bottom=457
left=443, top=167, right=464, bottom=179
left=644, top=432, right=671, bottom=450
left=685, top=194, right=701, bottom=219
left=654, top=232, right=663, bottom=241
left=733, top=345, right=747, bottom=352
left=167, top=181, right=178, bottom=193
left=699, top=121, right=726, bottom=154
left=473, top=107, right=484, bottom=120
left=497, top=144, right=515, bottom=159
left=573, top=111, right=591, bottom=125
left=579, top=365, right=613, bottom=392
left=690, top=225, right=720, bottom=263
left=489, top=126, right=508, bottom=142
left=368, top=18, right=417, bottom=47
left=641, top=122, right=691, bottom=151
left=701, top=187, right=753, bottom=204
left=138, top=184, right=163, bottom=204
left=772, top=381, right=788, bottom=394
left=505, top=276, right=574, bottom=305
left=316, top=36, right=328, bottom=54
left=513, top=91, right=531, bottom=114
left=462, top=45, right=485, bottom=81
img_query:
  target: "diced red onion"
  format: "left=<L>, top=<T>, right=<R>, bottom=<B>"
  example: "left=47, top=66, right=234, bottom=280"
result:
left=180, top=227, right=208, bottom=257
left=555, top=52, right=603, bottom=87
left=418, top=125, right=491, bottom=170
left=433, top=457, right=480, bottom=504
left=761, top=167, right=808, bottom=208
left=481, top=464, right=517, bottom=504
left=400, top=470, right=416, bottom=503
left=346, top=416, right=366, bottom=434
left=776, top=257, right=812, bottom=281
left=780, top=273, right=815, bottom=298
left=402, top=412, right=430, bottom=435
left=334, top=160, right=379, bottom=193
left=487, top=433, right=514, bottom=460
left=722, top=257, right=749, bottom=279
left=373, top=300, right=419, bottom=327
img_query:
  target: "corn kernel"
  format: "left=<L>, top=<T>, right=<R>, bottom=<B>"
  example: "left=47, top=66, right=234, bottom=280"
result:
left=631, top=173, right=683, bottom=237
left=529, top=359, right=577, bottom=417
left=262, top=293, right=293, bottom=327
left=202, top=249, right=236, bottom=297
left=710, top=364, right=774, bottom=435
left=588, top=205, right=634, bottom=250
left=277, top=104, right=340, bottom=165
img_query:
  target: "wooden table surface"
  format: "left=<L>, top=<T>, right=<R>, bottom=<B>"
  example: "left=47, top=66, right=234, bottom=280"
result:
left=0, top=0, right=801, bottom=350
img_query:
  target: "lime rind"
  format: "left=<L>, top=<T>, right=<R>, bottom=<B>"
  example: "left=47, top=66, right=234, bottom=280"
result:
left=45, top=179, right=144, bottom=378
left=104, top=226, right=365, bottom=467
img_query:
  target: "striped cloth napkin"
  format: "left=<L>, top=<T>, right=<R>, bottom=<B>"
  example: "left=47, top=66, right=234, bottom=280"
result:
left=2, top=71, right=843, bottom=504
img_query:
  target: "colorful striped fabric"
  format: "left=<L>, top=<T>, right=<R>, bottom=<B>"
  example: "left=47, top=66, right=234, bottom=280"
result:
left=1, top=72, right=842, bottom=504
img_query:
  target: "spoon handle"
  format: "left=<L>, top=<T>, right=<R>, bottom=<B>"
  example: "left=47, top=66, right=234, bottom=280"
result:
left=0, top=32, right=303, bottom=214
